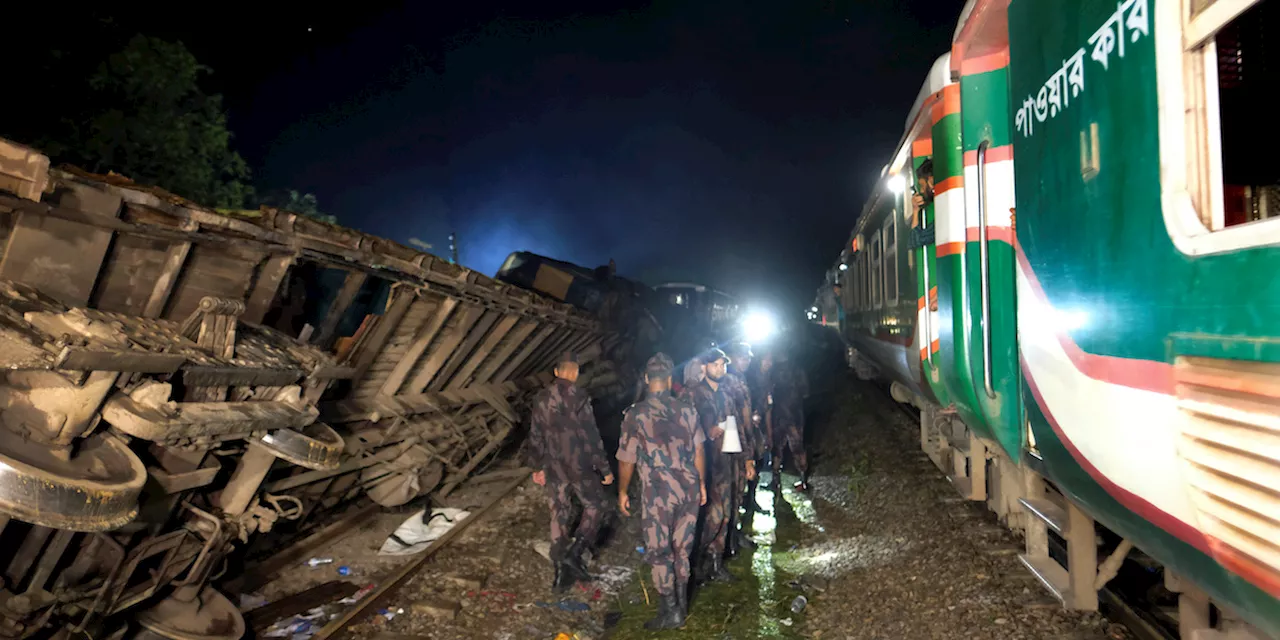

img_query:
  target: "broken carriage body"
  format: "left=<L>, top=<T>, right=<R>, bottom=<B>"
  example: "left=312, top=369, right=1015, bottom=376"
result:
left=824, top=0, right=1280, bottom=638
left=0, top=139, right=616, bottom=640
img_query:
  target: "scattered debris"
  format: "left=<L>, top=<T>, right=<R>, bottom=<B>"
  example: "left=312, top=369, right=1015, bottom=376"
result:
left=246, top=581, right=359, bottom=632
left=378, top=508, right=471, bottom=556
left=305, top=557, right=334, bottom=568
left=791, top=595, right=808, bottom=613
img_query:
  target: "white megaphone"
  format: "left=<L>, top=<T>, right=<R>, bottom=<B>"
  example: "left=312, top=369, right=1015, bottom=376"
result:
left=720, top=415, right=743, bottom=454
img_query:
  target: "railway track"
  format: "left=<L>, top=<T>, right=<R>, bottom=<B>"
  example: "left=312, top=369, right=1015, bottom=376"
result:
left=873, top=382, right=1174, bottom=640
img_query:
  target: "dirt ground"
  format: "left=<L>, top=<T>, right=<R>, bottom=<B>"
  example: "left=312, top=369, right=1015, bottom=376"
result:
left=243, top=358, right=1137, bottom=640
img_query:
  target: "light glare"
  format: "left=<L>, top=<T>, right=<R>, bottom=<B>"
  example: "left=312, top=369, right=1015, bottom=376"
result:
left=743, top=311, right=777, bottom=343
left=887, top=174, right=906, bottom=194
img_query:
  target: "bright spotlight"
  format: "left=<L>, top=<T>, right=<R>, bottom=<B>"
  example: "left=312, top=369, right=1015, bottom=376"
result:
left=887, top=174, right=906, bottom=194
left=810, top=306, right=818, bottom=312
left=839, top=263, right=848, bottom=271
left=742, top=311, right=777, bottom=343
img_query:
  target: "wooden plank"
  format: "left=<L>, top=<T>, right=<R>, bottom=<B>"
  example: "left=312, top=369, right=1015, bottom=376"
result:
left=490, top=323, right=557, bottom=383
left=470, top=320, right=537, bottom=385
left=421, top=310, right=502, bottom=392
left=446, top=314, right=518, bottom=390
left=378, top=297, right=457, bottom=396
left=243, top=254, right=295, bottom=324
left=311, top=474, right=527, bottom=640
left=401, top=304, right=484, bottom=394
left=314, top=270, right=369, bottom=348
left=349, top=286, right=417, bottom=378
left=143, top=241, right=192, bottom=318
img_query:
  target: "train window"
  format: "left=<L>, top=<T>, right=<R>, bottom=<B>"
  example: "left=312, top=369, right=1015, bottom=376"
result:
left=871, top=230, right=883, bottom=309
left=883, top=216, right=898, bottom=306
left=1160, top=0, right=1280, bottom=252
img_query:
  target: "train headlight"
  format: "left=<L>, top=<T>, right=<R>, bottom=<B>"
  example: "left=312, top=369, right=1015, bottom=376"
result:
left=742, top=311, right=777, bottom=343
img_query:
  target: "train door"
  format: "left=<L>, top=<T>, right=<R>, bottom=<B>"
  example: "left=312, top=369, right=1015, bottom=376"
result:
left=954, top=9, right=1023, bottom=460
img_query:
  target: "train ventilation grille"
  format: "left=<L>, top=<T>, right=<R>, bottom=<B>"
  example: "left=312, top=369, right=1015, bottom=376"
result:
left=1173, top=356, right=1280, bottom=597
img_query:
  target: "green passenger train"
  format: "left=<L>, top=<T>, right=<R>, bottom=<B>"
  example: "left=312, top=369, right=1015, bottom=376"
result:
left=822, top=1, right=1280, bottom=637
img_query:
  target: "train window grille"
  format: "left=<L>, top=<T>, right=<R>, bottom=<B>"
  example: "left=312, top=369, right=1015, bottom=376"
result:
left=1169, top=0, right=1280, bottom=234
left=871, top=230, right=883, bottom=309
left=883, top=214, right=898, bottom=306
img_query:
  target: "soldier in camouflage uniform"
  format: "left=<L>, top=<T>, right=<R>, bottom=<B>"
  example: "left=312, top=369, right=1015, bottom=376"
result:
left=770, top=347, right=812, bottom=490
left=750, top=351, right=777, bottom=489
left=616, top=353, right=707, bottom=630
left=689, top=348, right=745, bottom=582
left=525, top=352, right=614, bottom=591
left=722, top=342, right=759, bottom=554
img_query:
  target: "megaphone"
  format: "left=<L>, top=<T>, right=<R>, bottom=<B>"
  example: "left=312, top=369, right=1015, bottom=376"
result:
left=720, top=415, right=742, bottom=454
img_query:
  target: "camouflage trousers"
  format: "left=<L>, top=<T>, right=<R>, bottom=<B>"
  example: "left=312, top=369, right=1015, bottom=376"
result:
left=773, top=418, right=807, bottom=473
left=641, top=469, right=700, bottom=597
left=546, top=476, right=608, bottom=563
left=700, top=449, right=740, bottom=555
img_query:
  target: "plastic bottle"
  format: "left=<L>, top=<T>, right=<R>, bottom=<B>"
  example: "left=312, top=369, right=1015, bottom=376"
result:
left=305, top=557, right=334, bottom=568
left=790, top=595, right=807, bottom=613
left=337, top=566, right=351, bottom=576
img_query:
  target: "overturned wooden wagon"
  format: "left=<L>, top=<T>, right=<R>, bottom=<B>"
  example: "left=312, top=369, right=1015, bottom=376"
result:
left=0, top=138, right=620, bottom=640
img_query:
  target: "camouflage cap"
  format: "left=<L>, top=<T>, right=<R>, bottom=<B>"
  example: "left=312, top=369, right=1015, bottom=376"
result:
left=645, top=352, right=675, bottom=377
left=700, top=348, right=730, bottom=366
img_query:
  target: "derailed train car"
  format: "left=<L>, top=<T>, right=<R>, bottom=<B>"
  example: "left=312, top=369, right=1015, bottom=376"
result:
left=824, top=1, right=1280, bottom=638
left=0, top=138, right=615, bottom=640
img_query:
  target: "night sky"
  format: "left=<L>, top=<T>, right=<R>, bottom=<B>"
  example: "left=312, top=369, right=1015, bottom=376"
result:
left=28, top=0, right=962, bottom=315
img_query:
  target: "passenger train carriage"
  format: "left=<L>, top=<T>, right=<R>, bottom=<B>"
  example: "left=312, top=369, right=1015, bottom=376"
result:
left=825, top=0, right=1280, bottom=637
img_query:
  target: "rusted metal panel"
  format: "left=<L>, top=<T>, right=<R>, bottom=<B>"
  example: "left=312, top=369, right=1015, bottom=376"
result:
left=0, top=210, right=116, bottom=307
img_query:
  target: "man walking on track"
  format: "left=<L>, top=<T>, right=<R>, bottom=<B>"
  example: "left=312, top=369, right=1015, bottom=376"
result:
left=525, top=352, right=614, bottom=592
left=690, top=348, right=745, bottom=582
left=616, top=353, right=707, bottom=630
left=771, top=346, right=811, bottom=491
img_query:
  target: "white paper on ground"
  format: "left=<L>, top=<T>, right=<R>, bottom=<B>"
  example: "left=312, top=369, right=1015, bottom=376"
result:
left=377, top=507, right=470, bottom=556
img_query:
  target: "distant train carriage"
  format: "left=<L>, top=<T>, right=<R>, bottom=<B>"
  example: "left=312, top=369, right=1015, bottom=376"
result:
left=653, top=282, right=742, bottom=339
left=828, top=1, right=1280, bottom=637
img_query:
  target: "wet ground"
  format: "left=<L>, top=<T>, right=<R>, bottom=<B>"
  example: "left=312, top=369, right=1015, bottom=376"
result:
left=247, top=364, right=1135, bottom=640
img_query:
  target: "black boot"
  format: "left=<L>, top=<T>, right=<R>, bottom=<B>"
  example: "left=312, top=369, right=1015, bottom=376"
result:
left=644, top=594, right=684, bottom=630
left=566, top=535, right=592, bottom=577
left=674, top=582, right=688, bottom=618
left=726, top=523, right=739, bottom=558
left=552, top=562, right=573, bottom=593
left=794, top=471, right=810, bottom=492
left=708, top=555, right=735, bottom=583
left=735, top=529, right=757, bottom=552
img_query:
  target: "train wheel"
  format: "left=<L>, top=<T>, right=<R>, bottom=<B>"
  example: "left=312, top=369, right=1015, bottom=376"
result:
left=0, top=431, right=146, bottom=532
